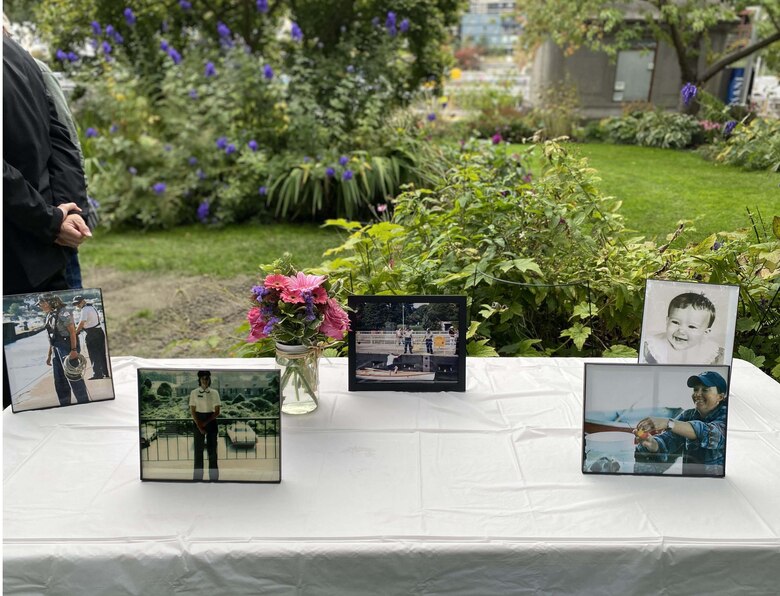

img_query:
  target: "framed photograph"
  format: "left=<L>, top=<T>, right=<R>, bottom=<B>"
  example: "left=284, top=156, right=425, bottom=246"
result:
left=638, top=279, right=739, bottom=365
left=583, top=362, right=731, bottom=477
left=138, top=367, right=281, bottom=483
left=3, top=288, right=115, bottom=413
left=348, top=295, right=467, bottom=392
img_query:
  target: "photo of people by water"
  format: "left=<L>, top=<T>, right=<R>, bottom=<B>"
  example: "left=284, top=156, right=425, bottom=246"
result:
left=583, top=363, right=731, bottom=478
left=3, top=288, right=115, bottom=413
left=348, top=295, right=466, bottom=392
left=138, top=367, right=281, bottom=483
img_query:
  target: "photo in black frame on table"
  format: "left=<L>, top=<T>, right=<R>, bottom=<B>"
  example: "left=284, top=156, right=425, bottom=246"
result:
left=583, top=362, right=731, bottom=478
left=348, top=295, right=467, bottom=392
left=3, top=288, right=115, bottom=413
left=137, top=367, right=281, bottom=483
left=638, top=279, right=739, bottom=366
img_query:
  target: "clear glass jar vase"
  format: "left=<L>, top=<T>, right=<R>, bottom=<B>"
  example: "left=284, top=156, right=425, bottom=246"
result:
left=275, top=342, right=319, bottom=415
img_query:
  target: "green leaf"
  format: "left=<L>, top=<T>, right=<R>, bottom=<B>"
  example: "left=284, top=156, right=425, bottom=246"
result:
left=466, top=320, right=481, bottom=339
left=498, top=338, right=542, bottom=356
left=773, top=216, right=780, bottom=240
left=467, top=339, right=499, bottom=357
left=737, top=345, right=765, bottom=368
left=602, top=344, right=638, bottom=358
left=572, top=301, right=594, bottom=320
left=560, top=323, right=591, bottom=351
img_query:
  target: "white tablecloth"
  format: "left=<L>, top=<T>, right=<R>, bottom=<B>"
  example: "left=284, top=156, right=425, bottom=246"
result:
left=4, top=357, right=780, bottom=595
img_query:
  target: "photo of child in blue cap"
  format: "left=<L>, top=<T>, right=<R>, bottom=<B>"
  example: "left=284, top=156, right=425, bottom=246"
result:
left=634, top=370, right=728, bottom=476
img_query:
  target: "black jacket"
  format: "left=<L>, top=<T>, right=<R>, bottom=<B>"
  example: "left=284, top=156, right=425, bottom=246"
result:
left=3, top=35, right=88, bottom=293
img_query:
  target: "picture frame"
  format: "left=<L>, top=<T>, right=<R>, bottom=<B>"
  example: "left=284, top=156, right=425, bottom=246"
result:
left=3, top=288, right=115, bottom=413
left=137, top=367, right=281, bottom=483
left=583, top=362, right=731, bottom=478
left=638, top=279, right=739, bottom=366
left=348, top=295, right=467, bottom=392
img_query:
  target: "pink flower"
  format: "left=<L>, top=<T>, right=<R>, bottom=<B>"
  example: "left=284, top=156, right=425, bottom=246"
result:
left=247, top=307, right=267, bottom=342
left=491, top=132, right=503, bottom=144
left=311, top=286, right=328, bottom=304
left=286, top=271, right=326, bottom=292
left=263, top=274, right=289, bottom=290
left=280, top=288, right=305, bottom=304
left=319, top=298, right=350, bottom=340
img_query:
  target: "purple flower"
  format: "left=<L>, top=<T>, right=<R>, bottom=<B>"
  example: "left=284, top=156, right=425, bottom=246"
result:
left=128, top=166, right=138, bottom=175
left=160, top=39, right=169, bottom=51
left=164, top=144, right=173, bottom=152
left=711, top=241, right=723, bottom=251
left=67, top=52, right=80, bottom=62
left=681, top=82, right=698, bottom=107
left=342, top=169, right=353, bottom=181
left=109, top=124, right=119, bottom=134
left=101, top=41, right=112, bottom=55
left=346, top=64, right=355, bottom=73
left=400, top=18, right=410, bottom=33
left=251, top=285, right=269, bottom=300
left=302, top=291, right=316, bottom=322
left=386, top=11, right=397, bottom=36
left=217, top=21, right=231, bottom=38
left=204, top=61, right=217, bottom=77
left=152, top=182, right=167, bottom=194
left=189, top=89, right=198, bottom=99
left=105, top=24, right=115, bottom=37
left=427, top=113, right=436, bottom=122
left=371, top=16, right=380, bottom=27
left=326, top=167, right=335, bottom=178
left=113, top=31, right=124, bottom=44
left=491, top=132, right=503, bottom=144
left=179, top=0, right=192, bottom=10
left=257, top=0, right=269, bottom=13
left=225, top=143, right=236, bottom=155
left=161, top=20, right=169, bottom=33
left=90, top=21, right=102, bottom=36
left=248, top=140, right=258, bottom=151
left=258, top=186, right=268, bottom=196
left=197, top=169, right=207, bottom=180
left=263, top=64, right=274, bottom=80
left=290, top=22, right=303, bottom=41
left=55, top=49, right=67, bottom=62
left=167, top=47, right=182, bottom=65
left=723, top=120, right=737, bottom=137
left=188, top=156, right=198, bottom=166
left=85, top=127, right=99, bottom=138
left=197, top=200, right=210, bottom=223
left=216, top=136, right=228, bottom=150
left=339, top=155, right=349, bottom=166
left=262, top=316, right=280, bottom=336
left=303, top=156, right=311, bottom=163
left=123, top=8, right=136, bottom=26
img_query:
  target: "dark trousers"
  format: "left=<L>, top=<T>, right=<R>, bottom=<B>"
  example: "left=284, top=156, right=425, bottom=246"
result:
left=85, top=327, right=109, bottom=378
left=426, top=339, right=433, bottom=354
left=404, top=338, right=413, bottom=353
left=193, top=413, right=219, bottom=481
left=51, top=337, right=90, bottom=406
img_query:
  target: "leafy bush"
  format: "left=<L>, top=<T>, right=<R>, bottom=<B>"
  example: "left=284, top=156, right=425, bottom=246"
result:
left=698, top=118, right=780, bottom=172
left=599, top=110, right=703, bottom=149
left=316, top=140, right=780, bottom=378
left=55, top=2, right=461, bottom=228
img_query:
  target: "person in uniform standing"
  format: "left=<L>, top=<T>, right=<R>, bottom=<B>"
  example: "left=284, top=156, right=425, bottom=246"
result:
left=189, top=370, right=221, bottom=481
left=73, top=295, right=109, bottom=379
left=39, top=293, right=90, bottom=406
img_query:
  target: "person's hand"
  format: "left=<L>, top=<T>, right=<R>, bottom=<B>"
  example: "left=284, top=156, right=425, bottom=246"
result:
left=55, top=213, right=92, bottom=248
left=46, top=353, right=52, bottom=366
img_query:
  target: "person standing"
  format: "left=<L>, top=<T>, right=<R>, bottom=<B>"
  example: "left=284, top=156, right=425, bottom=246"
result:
left=73, top=295, right=110, bottom=379
left=425, top=329, right=434, bottom=354
left=39, top=293, right=90, bottom=406
left=189, top=371, right=221, bottom=481
left=3, top=33, right=91, bottom=409
left=403, top=327, right=414, bottom=354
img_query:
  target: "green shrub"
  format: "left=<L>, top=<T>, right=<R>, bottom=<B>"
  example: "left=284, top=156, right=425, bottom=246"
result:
left=698, top=118, right=780, bottom=172
left=316, top=139, right=780, bottom=378
left=601, top=110, right=703, bottom=149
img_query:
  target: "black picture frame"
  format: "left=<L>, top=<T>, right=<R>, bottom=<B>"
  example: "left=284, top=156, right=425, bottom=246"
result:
left=3, top=288, right=115, bottom=413
left=638, top=279, right=739, bottom=366
left=583, top=362, right=731, bottom=478
left=348, top=295, right=467, bottom=392
left=137, top=367, right=281, bottom=483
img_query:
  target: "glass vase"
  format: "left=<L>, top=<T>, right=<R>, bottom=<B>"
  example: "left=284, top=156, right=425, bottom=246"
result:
left=275, top=342, right=319, bottom=415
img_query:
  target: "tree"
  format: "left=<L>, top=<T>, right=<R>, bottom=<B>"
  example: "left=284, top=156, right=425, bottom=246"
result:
left=517, top=0, right=780, bottom=110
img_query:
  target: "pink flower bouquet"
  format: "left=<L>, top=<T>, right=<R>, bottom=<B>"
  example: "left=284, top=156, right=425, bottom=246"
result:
left=247, top=261, right=349, bottom=347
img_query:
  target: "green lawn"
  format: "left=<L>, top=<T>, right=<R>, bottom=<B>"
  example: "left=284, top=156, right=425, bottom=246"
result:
left=570, top=143, right=779, bottom=242
left=79, top=222, right=344, bottom=277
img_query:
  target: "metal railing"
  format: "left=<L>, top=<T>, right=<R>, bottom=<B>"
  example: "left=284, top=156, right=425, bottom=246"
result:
left=140, top=417, right=280, bottom=462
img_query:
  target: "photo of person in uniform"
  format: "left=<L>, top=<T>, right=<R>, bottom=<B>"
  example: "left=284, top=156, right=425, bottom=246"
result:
left=190, top=370, right=221, bottom=482
left=73, top=295, right=110, bottom=379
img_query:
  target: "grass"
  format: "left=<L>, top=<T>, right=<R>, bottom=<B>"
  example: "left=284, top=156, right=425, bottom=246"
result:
left=569, top=143, right=779, bottom=243
left=79, top=222, right=344, bottom=277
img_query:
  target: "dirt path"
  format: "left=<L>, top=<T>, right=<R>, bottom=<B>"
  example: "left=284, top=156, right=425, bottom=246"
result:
left=86, top=268, right=256, bottom=358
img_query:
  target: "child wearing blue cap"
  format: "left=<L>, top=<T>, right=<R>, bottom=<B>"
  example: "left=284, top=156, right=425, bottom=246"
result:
left=634, top=370, right=728, bottom=475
